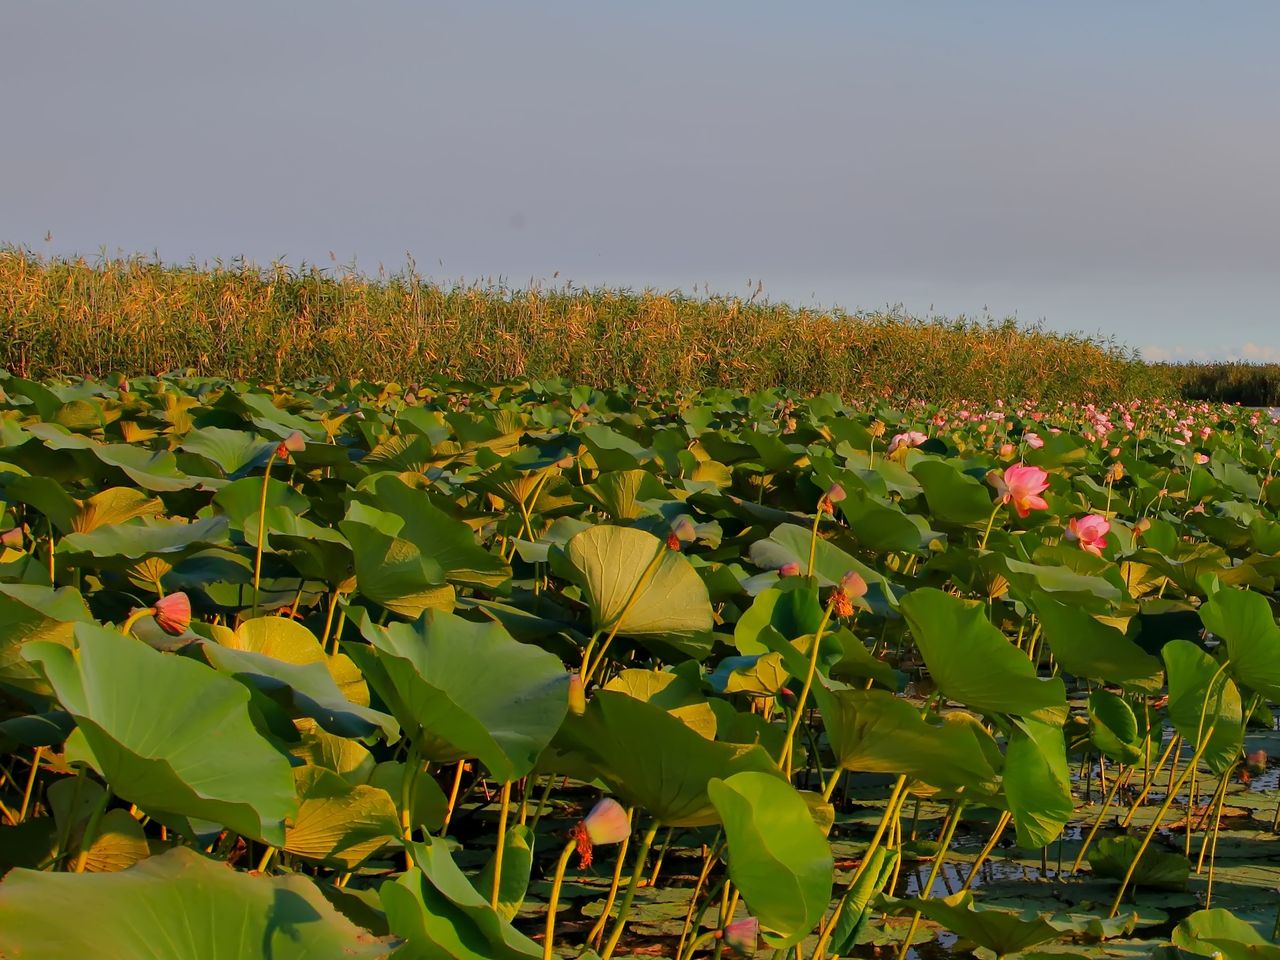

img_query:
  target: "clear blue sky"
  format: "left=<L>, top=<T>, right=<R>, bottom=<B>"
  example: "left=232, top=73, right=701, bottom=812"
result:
left=4, top=2, right=1278, bottom=361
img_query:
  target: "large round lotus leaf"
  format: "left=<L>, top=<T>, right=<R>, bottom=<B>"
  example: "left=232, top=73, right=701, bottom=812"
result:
left=557, top=524, right=714, bottom=658
left=1002, top=717, right=1074, bottom=849
left=1087, top=689, right=1145, bottom=765
left=746, top=525, right=896, bottom=615
left=1162, top=638, right=1243, bottom=775
left=1173, top=909, right=1278, bottom=959
left=900, top=588, right=1068, bottom=724
left=1199, top=586, right=1280, bottom=704
left=284, top=765, right=401, bottom=868
left=179, top=426, right=277, bottom=477
left=350, top=607, right=568, bottom=782
left=708, top=771, right=833, bottom=947
left=1033, top=594, right=1163, bottom=693
left=556, top=690, right=782, bottom=826
left=23, top=623, right=297, bottom=846
left=0, top=846, right=392, bottom=959
left=811, top=684, right=1001, bottom=798
left=382, top=837, right=541, bottom=960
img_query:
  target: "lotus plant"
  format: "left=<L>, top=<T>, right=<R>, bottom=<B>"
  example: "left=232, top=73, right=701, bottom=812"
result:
left=544, top=798, right=631, bottom=960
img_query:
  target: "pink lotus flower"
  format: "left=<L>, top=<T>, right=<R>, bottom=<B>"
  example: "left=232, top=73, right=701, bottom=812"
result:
left=989, top=465, right=1050, bottom=518
left=1023, top=432, right=1044, bottom=449
left=152, top=592, right=192, bottom=636
left=719, top=916, right=760, bottom=955
left=888, top=430, right=927, bottom=453
left=1066, top=514, right=1110, bottom=556
left=572, top=797, right=630, bottom=868
left=777, top=561, right=801, bottom=577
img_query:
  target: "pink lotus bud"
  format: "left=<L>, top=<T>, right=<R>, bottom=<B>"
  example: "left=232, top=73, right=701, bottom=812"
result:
left=825, top=482, right=846, bottom=504
left=1246, top=749, right=1267, bottom=774
left=999, top=443, right=1015, bottom=459
left=276, top=431, right=306, bottom=459
left=671, top=516, right=697, bottom=543
left=778, top=562, right=801, bottom=578
left=153, top=592, right=191, bottom=636
left=719, top=916, right=760, bottom=955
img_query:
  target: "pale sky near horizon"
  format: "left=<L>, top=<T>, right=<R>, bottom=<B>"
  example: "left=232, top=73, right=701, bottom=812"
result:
left=4, top=2, right=1279, bottom=362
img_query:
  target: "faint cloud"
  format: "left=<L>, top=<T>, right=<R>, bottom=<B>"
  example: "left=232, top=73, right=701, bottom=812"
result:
left=1142, top=342, right=1280, bottom=363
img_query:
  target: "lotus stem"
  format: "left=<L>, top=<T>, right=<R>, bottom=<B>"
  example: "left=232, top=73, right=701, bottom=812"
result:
left=600, top=819, right=661, bottom=960
left=1122, top=734, right=1180, bottom=827
left=978, top=502, right=1002, bottom=551
left=320, top=590, right=340, bottom=654
left=18, top=746, right=41, bottom=822
left=542, top=838, right=577, bottom=960
left=256, top=845, right=276, bottom=873
left=71, top=786, right=112, bottom=873
left=647, top=827, right=674, bottom=887
left=1071, top=766, right=1131, bottom=875
left=528, top=773, right=557, bottom=834
left=814, top=775, right=910, bottom=957
left=119, top=607, right=153, bottom=636
left=588, top=810, right=636, bottom=949
left=806, top=506, right=823, bottom=578
left=251, top=449, right=279, bottom=617
left=676, top=837, right=725, bottom=959
left=895, top=798, right=966, bottom=960
left=960, top=809, right=1012, bottom=891
left=681, top=931, right=718, bottom=960
left=1200, top=765, right=1234, bottom=907
left=780, top=599, right=835, bottom=778
left=491, top=781, right=513, bottom=909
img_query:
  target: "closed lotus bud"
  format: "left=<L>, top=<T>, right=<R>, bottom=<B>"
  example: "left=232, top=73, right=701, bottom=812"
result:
left=280, top=431, right=307, bottom=456
left=719, top=916, right=760, bottom=956
left=825, top=482, right=846, bottom=504
left=778, top=561, right=801, bottom=577
left=999, top=443, right=1015, bottom=459
left=153, top=591, right=192, bottom=636
left=671, top=516, right=697, bottom=543
left=1246, top=749, right=1267, bottom=774
left=568, top=673, right=586, bottom=716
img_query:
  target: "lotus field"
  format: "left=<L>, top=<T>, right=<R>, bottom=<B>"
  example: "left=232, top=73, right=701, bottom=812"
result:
left=1, top=373, right=1279, bottom=960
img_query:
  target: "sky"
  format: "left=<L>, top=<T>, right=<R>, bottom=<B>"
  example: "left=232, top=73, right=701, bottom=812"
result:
left=4, top=2, right=1279, bottom=361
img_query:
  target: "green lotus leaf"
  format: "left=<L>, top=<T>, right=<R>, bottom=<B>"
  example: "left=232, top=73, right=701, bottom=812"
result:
left=340, top=518, right=455, bottom=619
left=708, top=771, right=834, bottom=947
left=1173, top=909, right=1280, bottom=960
left=878, top=891, right=1064, bottom=958
left=381, top=837, right=540, bottom=959
left=179, top=426, right=277, bottom=477
left=23, top=623, right=297, bottom=845
left=1162, top=639, right=1243, bottom=774
left=56, top=515, right=230, bottom=568
left=734, top=580, right=824, bottom=656
left=350, top=607, right=568, bottom=782
left=1002, top=717, right=1074, bottom=848
left=812, top=684, right=1002, bottom=797
left=746, top=525, right=896, bottom=613
left=1199, top=586, right=1280, bottom=704
left=0, top=582, right=94, bottom=695
left=1087, top=689, right=1145, bottom=765
left=911, top=458, right=994, bottom=525
left=475, top=824, right=535, bottom=922
left=1033, top=594, right=1164, bottom=693
left=900, top=588, right=1068, bottom=724
left=0, top=847, right=390, bottom=959
left=284, top=765, right=401, bottom=868
left=1088, top=835, right=1190, bottom=890
left=556, top=524, right=714, bottom=660
left=557, top=690, right=782, bottom=826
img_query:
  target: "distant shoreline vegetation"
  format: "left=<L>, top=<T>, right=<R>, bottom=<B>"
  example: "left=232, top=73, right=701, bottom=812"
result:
left=1, top=246, right=1275, bottom=405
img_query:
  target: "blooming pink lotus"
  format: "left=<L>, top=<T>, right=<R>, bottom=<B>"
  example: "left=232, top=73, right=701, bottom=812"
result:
left=1023, top=432, right=1044, bottom=449
left=888, top=430, right=927, bottom=453
left=1066, top=514, right=1110, bottom=556
left=990, top=464, right=1051, bottom=518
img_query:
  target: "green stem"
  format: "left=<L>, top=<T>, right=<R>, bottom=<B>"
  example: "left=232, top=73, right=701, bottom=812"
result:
left=119, top=607, right=153, bottom=636
left=960, top=809, right=1012, bottom=891
left=1071, top=766, right=1131, bottom=875
left=895, top=798, right=966, bottom=960
left=779, top=600, right=835, bottom=778
left=251, top=450, right=279, bottom=617
left=977, top=502, right=1003, bottom=550
left=587, top=810, right=636, bottom=949
left=600, top=820, right=661, bottom=960
left=542, top=839, right=577, bottom=960
left=806, top=505, right=824, bottom=578
left=491, top=780, right=513, bottom=909
left=682, top=931, right=719, bottom=960
left=18, top=746, right=42, bottom=822
left=257, top=845, right=276, bottom=873
left=71, top=787, right=112, bottom=873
